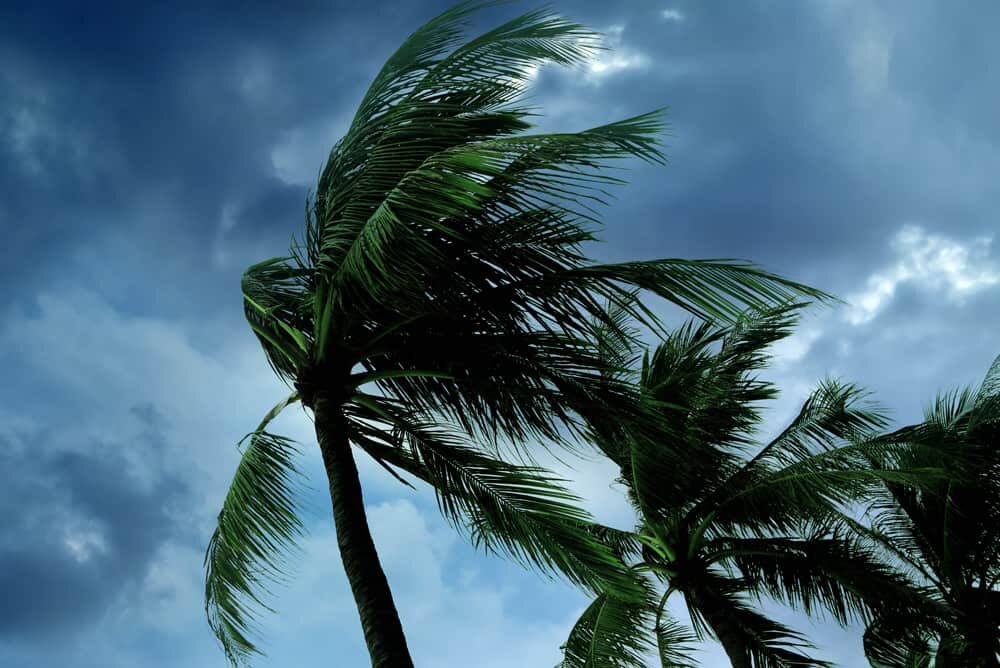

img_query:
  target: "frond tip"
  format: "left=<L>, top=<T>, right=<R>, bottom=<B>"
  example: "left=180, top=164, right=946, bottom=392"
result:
left=205, top=426, right=304, bottom=665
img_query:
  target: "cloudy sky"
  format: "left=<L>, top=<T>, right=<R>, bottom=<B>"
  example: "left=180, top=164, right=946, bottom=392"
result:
left=2, top=1, right=999, bottom=666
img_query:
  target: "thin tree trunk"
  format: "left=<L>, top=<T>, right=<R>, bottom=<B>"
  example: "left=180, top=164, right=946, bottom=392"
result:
left=314, top=395, right=415, bottom=668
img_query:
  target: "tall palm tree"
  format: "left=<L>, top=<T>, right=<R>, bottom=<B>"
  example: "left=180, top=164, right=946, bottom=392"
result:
left=558, top=305, right=926, bottom=668
left=203, top=3, right=827, bottom=666
left=860, top=356, right=1000, bottom=667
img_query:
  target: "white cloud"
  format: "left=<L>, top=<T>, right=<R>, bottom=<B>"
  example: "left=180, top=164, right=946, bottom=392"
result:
left=771, top=324, right=823, bottom=365
left=588, top=53, right=648, bottom=76
left=63, top=523, right=109, bottom=563
left=584, top=25, right=649, bottom=83
left=846, top=224, right=1000, bottom=324
left=661, top=8, right=685, bottom=22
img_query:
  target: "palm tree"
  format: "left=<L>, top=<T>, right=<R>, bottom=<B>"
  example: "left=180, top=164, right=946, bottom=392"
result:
left=203, top=3, right=827, bottom=666
left=559, top=305, right=926, bottom=668
left=860, top=356, right=1000, bottom=667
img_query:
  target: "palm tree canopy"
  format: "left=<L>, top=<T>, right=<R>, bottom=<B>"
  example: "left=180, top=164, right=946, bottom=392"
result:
left=560, top=304, right=930, bottom=668
left=205, top=1, right=830, bottom=663
left=861, top=355, right=1000, bottom=667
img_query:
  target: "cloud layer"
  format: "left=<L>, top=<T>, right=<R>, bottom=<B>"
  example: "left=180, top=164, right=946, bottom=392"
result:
left=2, top=1, right=998, bottom=666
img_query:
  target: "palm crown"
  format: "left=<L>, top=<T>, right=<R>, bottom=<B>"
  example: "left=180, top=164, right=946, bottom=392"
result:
left=203, top=2, right=828, bottom=665
left=860, top=356, right=1000, bottom=667
left=559, top=304, right=928, bottom=668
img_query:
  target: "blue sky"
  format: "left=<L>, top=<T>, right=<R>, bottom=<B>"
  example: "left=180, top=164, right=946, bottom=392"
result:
left=2, top=1, right=999, bottom=666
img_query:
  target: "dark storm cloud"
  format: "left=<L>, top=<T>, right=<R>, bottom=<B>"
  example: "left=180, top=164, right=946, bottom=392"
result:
left=0, top=406, right=188, bottom=639
left=526, top=1, right=873, bottom=269
left=215, top=178, right=310, bottom=268
left=0, top=0, right=459, bottom=315
left=4, top=0, right=999, bottom=309
left=888, top=0, right=1000, bottom=143
left=529, top=0, right=1000, bottom=296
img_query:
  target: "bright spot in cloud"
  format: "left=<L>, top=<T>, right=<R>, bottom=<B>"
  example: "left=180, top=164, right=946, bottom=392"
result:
left=586, top=25, right=648, bottom=81
left=661, top=8, right=684, bottom=22
left=847, top=225, right=1000, bottom=325
left=63, top=524, right=108, bottom=563
left=770, top=325, right=822, bottom=365
left=848, top=23, right=891, bottom=94
left=588, top=54, right=647, bottom=75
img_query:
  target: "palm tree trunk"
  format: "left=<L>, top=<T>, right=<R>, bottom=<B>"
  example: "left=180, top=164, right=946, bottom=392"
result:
left=314, top=395, right=415, bottom=668
left=688, top=589, right=751, bottom=668
left=707, top=616, right=751, bottom=668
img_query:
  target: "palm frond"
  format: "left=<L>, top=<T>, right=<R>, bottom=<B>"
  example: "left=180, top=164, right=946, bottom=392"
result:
left=241, top=258, right=312, bottom=383
left=583, top=523, right=645, bottom=564
left=355, top=324, right=656, bottom=453
left=205, top=394, right=304, bottom=665
left=830, top=508, right=945, bottom=593
left=592, top=291, right=644, bottom=383
left=977, top=354, right=1000, bottom=400
left=863, top=611, right=937, bottom=668
left=562, top=259, right=830, bottom=326
left=558, top=591, right=656, bottom=668
left=710, top=446, right=938, bottom=535
left=715, top=533, right=929, bottom=627
left=321, top=114, right=673, bottom=315
left=654, top=613, right=697, bottom=668
left=685, top=582, right=831, bottom=668
left=425, top=6, right=602, bottom=87
left=304, top=0, right=829, bottom=372
left=347, top=397, right=640, bottom=599
left=704, top=384, right=899, bottom=533
left=715, top=301, right=805, bottom=374
left=744, top=379, right=889, bottom=472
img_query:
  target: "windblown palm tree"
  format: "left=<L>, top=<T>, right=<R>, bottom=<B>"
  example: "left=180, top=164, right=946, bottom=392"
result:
left=203, top=3, right=828, bottom=666
left=558, top=305, right=926, bottom=668
left=860, top=356, right=1000, bottom=667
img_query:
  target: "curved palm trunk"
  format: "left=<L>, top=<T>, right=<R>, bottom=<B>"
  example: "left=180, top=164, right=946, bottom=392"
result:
left=705, top=613, right=751, bottom=668
left=688, top=589, right=751, bottom=668
left=314, top=396, right=415, bottom=668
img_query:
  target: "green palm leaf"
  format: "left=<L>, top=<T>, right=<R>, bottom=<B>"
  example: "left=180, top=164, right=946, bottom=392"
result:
left=684, top=581, right=830, bottom=668
left=715, top=533, right=929, bottom=626
left=558, top=591, right=656, bottom=668
left=205, top=394, right=304, bottom=664
left=241, top=259, right=311, bottom=383
left=348, top=398, right=640, bottom=599
left=654, top=614, right=698, bottom=668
